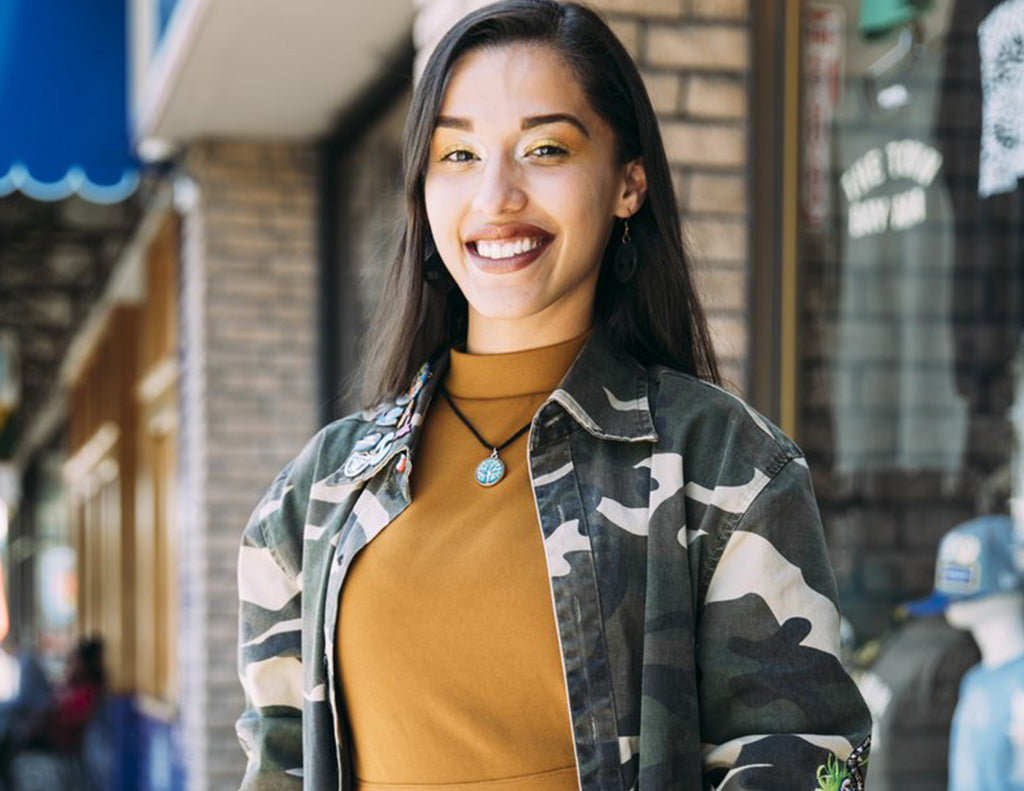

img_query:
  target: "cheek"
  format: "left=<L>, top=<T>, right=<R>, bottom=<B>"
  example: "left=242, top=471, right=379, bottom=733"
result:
left=423, top=177, right=451, bottom=245
left=546, top=164, right=616, bottom=213
left=548, top=173, right=616, bottom=250
left=423, top=174, right=439, bottom=225
left=424, top=175, right=469, bottom=243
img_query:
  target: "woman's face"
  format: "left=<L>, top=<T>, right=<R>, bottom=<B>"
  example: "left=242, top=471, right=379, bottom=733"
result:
left=423, top=42, right=645, bottom=352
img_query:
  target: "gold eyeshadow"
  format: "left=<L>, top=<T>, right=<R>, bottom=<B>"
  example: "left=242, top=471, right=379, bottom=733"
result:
left=433, top=142, right=478, bottom=164
left=524, top=138, right=572, bottom=156
left=432, top=134, right=576, bottom=164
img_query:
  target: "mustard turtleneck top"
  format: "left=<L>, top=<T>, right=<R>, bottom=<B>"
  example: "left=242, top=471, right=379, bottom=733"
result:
left=335, top=332, right=589, bottom=790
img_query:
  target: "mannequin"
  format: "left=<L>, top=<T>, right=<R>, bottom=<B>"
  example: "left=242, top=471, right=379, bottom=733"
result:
left=937, top=516, right=1024, bottom=790
left=946, top=593, right=1024, bottom=669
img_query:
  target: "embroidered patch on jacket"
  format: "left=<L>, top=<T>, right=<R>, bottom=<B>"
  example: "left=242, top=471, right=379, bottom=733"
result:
left=814, top=755, right=850, bottom=791
left=341, top=361, right=432, bottom=480
left=844, top=735, right=870, bottom=790
left=814, top=736, right=869, bottom=791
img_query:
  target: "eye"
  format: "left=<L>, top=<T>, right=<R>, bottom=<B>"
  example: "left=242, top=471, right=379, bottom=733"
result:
left=439, top=148, right=477, bottom=164
left=527, top=143, right=569, bottom=158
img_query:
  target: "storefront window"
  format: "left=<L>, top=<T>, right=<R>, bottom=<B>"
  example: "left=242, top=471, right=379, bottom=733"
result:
left=799, top=0, right=1023, bottom=784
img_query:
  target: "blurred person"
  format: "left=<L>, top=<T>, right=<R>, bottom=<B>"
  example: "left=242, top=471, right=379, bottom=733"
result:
left=235, top=1, right=872, bottom=788
left=0, top=639, right=52, bottom=791
left=6, top=638, right=108, bottom=791
left=24, top=637, right=105, bottom=755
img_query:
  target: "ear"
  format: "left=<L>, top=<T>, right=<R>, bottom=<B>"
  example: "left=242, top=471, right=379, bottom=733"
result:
left=614, top=157, right=647, bottom=218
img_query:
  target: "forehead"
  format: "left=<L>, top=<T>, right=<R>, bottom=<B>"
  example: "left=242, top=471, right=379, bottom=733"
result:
left=438, top=43, right=592, bottom=121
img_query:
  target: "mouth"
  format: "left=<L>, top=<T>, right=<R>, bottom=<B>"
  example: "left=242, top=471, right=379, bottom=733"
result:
left=466, top=235, right=553, bottom=272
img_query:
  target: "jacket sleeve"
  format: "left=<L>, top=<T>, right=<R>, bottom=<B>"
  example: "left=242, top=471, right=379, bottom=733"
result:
left=696, top=455, right=872, bottom=791
left=236, top=460, right=305, bottom=789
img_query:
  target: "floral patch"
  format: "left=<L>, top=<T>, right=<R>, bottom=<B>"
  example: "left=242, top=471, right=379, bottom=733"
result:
left=814, top=736, right=870, bottom=791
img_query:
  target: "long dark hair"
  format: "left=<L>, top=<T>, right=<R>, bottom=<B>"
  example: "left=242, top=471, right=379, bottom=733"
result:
left=359, top=0, right=719, bottom=405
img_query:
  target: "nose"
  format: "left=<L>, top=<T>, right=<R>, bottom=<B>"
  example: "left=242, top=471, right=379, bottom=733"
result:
left=471, top=153, right=526, bottom=216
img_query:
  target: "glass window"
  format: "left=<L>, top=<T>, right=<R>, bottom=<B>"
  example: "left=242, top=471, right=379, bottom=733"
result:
left=799, top=1, right=1023, bottom=784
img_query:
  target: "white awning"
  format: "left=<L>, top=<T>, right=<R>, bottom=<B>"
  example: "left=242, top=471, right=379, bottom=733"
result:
left=134, top=0, right=413, bottom=150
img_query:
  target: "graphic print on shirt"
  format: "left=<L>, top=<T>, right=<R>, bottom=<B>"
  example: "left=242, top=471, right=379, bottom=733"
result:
left=979, top=0, right=1024, bottom=197
left=840, top=139, right=943, bottom=238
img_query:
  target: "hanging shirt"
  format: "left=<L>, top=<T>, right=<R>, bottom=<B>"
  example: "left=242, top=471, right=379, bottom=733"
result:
left=832, top=40, right=968, bottom=472
left=937, top=0, right=1024, bottom=430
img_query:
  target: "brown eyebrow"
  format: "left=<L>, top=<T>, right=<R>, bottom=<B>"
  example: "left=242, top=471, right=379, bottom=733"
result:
left=434, top=113, right=590, bottom=138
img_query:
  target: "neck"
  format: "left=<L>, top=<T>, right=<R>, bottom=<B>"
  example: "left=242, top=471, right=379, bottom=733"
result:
left=950, top=593, right=1024, bottom=667
left=974, top=616, right=1024, bottom=667
left=465, top=298, right=594, bottom=354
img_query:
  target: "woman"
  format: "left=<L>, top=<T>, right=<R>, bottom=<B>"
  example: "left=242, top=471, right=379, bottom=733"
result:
left=25, top=638, right=105, bottom=755
left=236, top=1, right=872, bottom=789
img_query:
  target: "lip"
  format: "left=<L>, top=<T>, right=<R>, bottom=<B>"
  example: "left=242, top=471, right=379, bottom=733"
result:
left=466, top=222, right=552, bottom=242
left=466, top=235, right=553, bottom=273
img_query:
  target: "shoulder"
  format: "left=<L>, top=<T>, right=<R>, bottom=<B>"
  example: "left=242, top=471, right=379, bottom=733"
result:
left=242, top=406, right=395, bottom=569
left=954, top=663, right=995, bottom=710
left=286, top=399, right=405, bottom=492
left=250, top=403, right=391, bottom=520
left=258, top=358, right=435, bottom=517
left=645, top=364, right=804, bottom=481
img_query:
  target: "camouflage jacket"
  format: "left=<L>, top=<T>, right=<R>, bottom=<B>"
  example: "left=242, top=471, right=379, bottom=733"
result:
left=236, top=326, right=872, bottom=790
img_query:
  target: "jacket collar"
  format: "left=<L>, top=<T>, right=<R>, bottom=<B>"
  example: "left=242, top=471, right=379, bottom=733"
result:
left=337, top=322, right=657, bottom=484
left=548, top=324, right=658, bottom=443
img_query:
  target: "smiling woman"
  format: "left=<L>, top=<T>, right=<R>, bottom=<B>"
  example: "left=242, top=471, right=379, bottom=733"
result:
left=359, top=0, right=720, bottom=398
left=235, top=1, right=872, bottom=789
left=424, top=43, right=642, bottom=352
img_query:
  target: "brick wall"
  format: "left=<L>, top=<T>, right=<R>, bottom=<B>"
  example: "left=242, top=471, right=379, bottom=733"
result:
left=414, top=0, right=753, bottom=391
left=178, top=140, right=319, bottom=791
left=596, top=0, right=751, bottom=390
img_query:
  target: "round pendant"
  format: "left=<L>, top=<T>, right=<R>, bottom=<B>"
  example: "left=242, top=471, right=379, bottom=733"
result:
left=475, top=456, right=506, bottom=487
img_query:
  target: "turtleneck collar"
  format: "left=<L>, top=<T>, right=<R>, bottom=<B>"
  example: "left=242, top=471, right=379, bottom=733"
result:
left=445, top=330, right=591, bottom=400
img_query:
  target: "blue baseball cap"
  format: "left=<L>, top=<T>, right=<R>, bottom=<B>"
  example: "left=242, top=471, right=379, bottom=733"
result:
left=903, top=515, right=1023, bottom=617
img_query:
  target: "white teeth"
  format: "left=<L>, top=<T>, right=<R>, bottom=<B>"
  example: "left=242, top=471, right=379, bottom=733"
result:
left=474, top=237, right=545, bottom=260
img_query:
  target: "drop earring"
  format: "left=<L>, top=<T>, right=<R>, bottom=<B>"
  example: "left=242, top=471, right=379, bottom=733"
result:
left=614, top=216, right=638, bottom=283
left=423, top=237, right=456, bottom=293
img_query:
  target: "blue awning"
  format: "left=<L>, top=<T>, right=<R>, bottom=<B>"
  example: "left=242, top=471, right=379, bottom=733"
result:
left=0, top=0, right=140, bottom=204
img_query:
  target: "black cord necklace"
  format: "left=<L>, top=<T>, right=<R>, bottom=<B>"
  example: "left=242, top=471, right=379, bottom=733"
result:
left=439, top=387, right=532, bottom=487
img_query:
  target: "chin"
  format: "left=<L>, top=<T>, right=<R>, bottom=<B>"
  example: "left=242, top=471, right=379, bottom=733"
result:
left=471, top=305, right=546, bottom=323
left=463, top=289, right=550, bottom=322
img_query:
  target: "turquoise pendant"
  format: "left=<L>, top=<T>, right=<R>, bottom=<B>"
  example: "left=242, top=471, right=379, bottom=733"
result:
left=475, top=452, right=505, bottom=487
